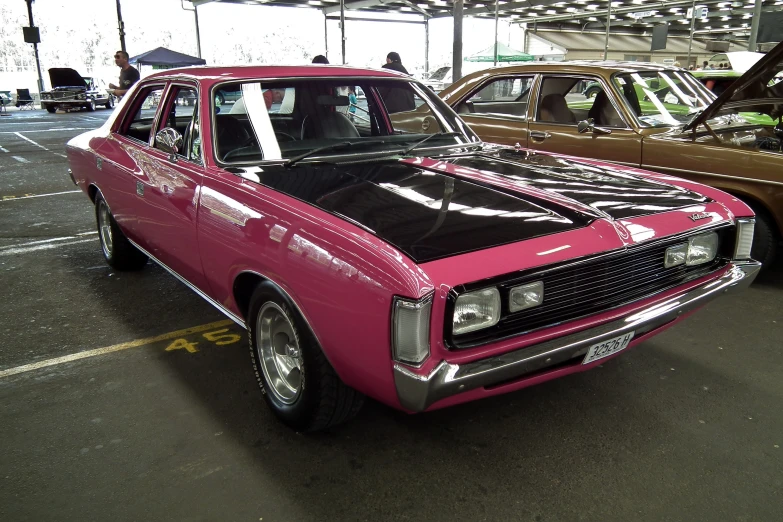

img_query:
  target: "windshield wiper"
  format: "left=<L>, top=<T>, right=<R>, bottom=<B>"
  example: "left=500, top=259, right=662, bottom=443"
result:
left=401, top=131, right=463, bottom=155
left=284, top=141, right=354, bottom=167
left=284, top=140, right=390, bottom=167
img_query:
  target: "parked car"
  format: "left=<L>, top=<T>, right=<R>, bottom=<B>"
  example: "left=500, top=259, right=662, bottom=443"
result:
left=66, top=65, right=759, bottom=431
left=40, top=68, right=114, bottom=112
left=440, top=42, right=783, bottom=267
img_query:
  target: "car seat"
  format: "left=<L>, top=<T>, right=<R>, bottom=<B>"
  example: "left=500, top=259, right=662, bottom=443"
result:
left=301, top=112, right=360, bottom=140
left=588, top=91, right=625, bottom=127
left=539, top=94, right=576, bottom=124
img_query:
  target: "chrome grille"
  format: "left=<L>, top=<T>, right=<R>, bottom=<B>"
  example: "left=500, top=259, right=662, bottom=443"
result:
left=449, top=226, right=733, bottom=349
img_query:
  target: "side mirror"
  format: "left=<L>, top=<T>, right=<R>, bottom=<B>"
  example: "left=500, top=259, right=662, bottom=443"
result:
left=577, top=118, right=612, bottom=136
left=155, top=127, right=183, bottom=160
left=577, top=118, right=595, bottom=134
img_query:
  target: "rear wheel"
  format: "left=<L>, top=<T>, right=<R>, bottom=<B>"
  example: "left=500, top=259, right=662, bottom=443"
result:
left=247, top=283, right=364, bottom=432
left=95, top=193, right=148, bottom=270
left=85, top=100, right=96, bottom=112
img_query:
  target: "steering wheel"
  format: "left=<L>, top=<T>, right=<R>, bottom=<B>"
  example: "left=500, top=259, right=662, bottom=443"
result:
left=275, top=131, right=296, bottom=142
left=222, top=144, right=262, bottom=162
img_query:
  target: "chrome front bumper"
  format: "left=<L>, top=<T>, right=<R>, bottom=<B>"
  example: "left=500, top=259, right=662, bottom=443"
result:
left=394, top=261, right=760, bottom=412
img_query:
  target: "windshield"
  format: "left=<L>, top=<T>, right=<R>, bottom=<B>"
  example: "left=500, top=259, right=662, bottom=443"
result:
left=212, top=78, right=477, bottom=165
left=613, top=71, right=716, bottom=128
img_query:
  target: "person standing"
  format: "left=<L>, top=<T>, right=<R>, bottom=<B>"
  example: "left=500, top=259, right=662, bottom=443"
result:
left=312, top=55, right=329, bottom=64
left=348, top=87, right=358, bottom=122
left=382, top=52, right=409, bottom=75
left=108, top=50, right=140, bottom=98
left=378, top=52, right=415, bottom=113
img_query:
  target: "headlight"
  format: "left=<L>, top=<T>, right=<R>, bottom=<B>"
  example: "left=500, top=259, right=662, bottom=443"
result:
left=734, top=219, right=755, bottom=259
left=453, top=288, right=500, bottom=335
left=664, top=243, right=688, bottom=268
left=664, top=231, right=719, bottom=268
left=687, top=232, right=719, bottom=266
left=509, top=281, right=544, bottom=312
left=392, top=294, right=432, bottom=365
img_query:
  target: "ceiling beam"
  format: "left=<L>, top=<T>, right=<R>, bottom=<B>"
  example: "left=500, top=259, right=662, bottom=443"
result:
left=323, top=0, right=393, bottom=14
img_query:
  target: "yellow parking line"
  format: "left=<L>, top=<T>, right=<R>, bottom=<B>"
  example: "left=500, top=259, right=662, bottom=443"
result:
left=0, top=320, right=235, bottom=379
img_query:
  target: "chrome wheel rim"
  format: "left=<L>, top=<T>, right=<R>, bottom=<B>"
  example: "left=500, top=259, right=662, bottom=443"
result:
left=98, top=201, right=113, bottom=259
left=256, top=302, right=303, bottom=404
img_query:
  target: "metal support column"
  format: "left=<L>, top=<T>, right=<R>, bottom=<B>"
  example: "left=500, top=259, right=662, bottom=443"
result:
left=425, top=18, right=430, bottom=75
left=603, top=8, right=611, bottom=60
left=687, top=0, right=696, bottom=65
left=324, top=15, right=329, bottom=59
left=494, top=0, right=499, bottom=66
left=340, top=0, right=346, bottom=64
left=116, top=0, right=126, bottom=53
left=25, top=0, right=44, bottom=94
left=453, top=0, right=463, bottom=82
left=194, top=4, right=202, bottom=58
left=748, top=0, right=763, bottom=52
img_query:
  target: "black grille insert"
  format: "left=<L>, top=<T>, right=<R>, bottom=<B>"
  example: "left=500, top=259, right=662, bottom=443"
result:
left=448, top=226, right=734, bottom=349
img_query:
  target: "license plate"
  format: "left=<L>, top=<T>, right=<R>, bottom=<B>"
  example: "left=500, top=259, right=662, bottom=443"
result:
left=582, top=332, right=635, bottom=365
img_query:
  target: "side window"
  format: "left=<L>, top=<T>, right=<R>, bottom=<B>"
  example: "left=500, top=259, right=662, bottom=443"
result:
left=119, top=86, right=165, bottom=144
left=156, top=85, right=200, bottom=162
left=536, top=77, right=625, bottom=128
left=457, top=77, right=533, bottom=119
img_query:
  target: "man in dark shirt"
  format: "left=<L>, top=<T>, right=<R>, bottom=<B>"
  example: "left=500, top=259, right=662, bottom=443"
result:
left=109, top=50, right=140, bottom=98
left=378, top=52, right=416, bottom=114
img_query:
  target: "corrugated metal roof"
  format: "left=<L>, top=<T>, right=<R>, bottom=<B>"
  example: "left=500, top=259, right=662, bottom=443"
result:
left=531, top=31, right=719, bottom=55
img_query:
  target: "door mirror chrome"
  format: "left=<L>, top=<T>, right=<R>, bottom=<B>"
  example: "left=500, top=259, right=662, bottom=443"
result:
left=577, top=118, right=612, bottom=136
left=155, top=127, right=183, bottom=160
left=577, top=118, right=594, bottom=134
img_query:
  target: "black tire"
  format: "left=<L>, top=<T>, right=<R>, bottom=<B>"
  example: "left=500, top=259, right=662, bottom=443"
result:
left=95, top=193, right=148, bottom=271
left=85, top=100, right=96, bottom=112
left=45, top=105, right=56, bottom=113
left=247, top=282, right=364, bottom=432
left=105, top=97, right=114, bottom=109
left=749, top=207, right=778, bottom=269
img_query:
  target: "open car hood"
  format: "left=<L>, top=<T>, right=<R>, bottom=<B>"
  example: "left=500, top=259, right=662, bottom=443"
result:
left=684, top=41, right=783, bottom=131
left=47, top=68, right=87, bottom=89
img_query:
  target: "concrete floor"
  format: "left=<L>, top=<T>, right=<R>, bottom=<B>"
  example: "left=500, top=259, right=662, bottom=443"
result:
left=1, top=109, right=782, bottom=522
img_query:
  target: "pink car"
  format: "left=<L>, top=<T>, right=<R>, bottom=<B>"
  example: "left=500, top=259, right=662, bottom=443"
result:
left=66, top=65, right=760, bottom=432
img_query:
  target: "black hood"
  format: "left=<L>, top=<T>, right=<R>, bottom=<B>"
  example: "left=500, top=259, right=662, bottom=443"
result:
left=47, top=68, right=86, bottom=89
left=446, top=150, right=710, bottom=221
left=230, top=151, right=708, bottom=263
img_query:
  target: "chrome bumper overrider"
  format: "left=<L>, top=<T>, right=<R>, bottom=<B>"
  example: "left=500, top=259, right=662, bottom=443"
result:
left=394, top=261, right=760, bottom=412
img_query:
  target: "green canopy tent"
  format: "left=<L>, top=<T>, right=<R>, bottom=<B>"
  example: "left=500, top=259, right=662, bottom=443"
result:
left=465, top=43, right=535, bottom=63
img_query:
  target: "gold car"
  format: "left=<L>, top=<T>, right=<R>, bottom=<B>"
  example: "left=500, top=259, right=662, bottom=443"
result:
left=440, top=43, right=783, bottom=267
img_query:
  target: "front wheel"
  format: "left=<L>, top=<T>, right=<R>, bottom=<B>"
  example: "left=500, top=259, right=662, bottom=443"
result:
left=85, top=100, right=96, bottom=112
left=105, top=97, right=114, bottom=109
left=95, top=193, right=148, bottom=270
left=248, top=283, right=364, bottom=432
left=45, top=105, right=56, bottom=113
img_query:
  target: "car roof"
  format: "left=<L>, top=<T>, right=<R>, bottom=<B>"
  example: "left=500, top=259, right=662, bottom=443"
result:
left=143, top=65, right=405, bottom=82
left=467, top=60, right=682, bottom=77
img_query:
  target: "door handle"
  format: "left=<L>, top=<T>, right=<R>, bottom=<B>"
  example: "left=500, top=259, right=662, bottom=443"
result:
left=530, top=131, right=552, bottom=141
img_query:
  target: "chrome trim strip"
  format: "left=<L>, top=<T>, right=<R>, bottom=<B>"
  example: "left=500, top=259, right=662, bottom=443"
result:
left=127, top=239, right=246, bottom=328
left=642, top=165, right=783, bottom=188
left=394, top=261, right=760, bottom=412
